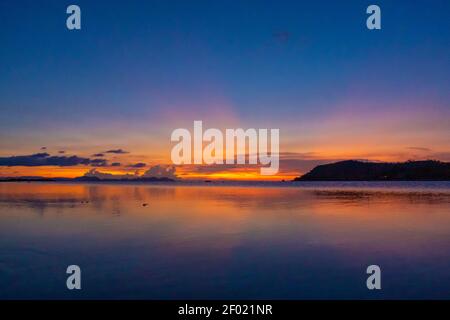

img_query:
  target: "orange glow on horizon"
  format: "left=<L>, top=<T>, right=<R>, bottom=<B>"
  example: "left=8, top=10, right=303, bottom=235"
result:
left=0, top=165, right=297, bottom=181
left=1, top=143, right=449, bottom=181
left=178, top=171, right=296, bottom=181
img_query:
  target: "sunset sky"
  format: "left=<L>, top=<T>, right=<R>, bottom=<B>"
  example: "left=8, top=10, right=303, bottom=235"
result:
left=0, top=0, right=449, bottom=180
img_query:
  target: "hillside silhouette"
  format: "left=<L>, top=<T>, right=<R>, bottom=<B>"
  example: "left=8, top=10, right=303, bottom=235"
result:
left=295, top=160, right=450, bottom=181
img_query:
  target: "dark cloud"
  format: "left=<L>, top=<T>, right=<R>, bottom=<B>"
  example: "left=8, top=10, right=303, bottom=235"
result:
left=111, top=162, right=121, bottom=167
left=92, top=153, right=105, bottom=157
left=41, top=147, right=47, bottom=150
left=58, top=150, right=65, bottom=154
left=0, top=153, right=107, bottom=167
left=90, top=158, right=108, bottom=167
left=105, top=149, right=129, bottom=154
left=127, top=162, right=146, bottom=168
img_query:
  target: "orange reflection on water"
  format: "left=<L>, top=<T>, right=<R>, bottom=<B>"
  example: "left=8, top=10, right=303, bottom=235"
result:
left=2, top=182, right=450, bottom=245
left=1, top=182, right=450, bottom=299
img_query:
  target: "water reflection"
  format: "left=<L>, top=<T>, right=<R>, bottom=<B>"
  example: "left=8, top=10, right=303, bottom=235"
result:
left=0, top=182, right=449, bottom=299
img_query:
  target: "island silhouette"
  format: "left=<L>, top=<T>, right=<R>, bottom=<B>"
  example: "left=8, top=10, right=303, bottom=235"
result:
left=295, top=160, right=450, bottom=181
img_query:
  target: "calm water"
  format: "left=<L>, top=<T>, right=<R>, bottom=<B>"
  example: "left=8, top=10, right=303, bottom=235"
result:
left=0, top=181, right=450, bottom=299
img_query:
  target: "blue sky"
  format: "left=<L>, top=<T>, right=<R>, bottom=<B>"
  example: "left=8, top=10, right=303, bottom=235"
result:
left=0, top=0, right=449, bottom=178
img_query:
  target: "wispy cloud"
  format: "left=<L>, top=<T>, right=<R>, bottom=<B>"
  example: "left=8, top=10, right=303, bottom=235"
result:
left=127, top=162, right=146, bottom=168
left=105, top=149, right=129, bottom=154
left=407, top=147, right=431, bottom=152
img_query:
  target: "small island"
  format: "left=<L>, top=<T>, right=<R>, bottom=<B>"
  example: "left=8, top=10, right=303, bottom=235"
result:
left=294, top=160, right=450, bottom=181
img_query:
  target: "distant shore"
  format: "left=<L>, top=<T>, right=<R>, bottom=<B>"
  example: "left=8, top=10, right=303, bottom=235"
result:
left=295, top=160, right=450, bottom=181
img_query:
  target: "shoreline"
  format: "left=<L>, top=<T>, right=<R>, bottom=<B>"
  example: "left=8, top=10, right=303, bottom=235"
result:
left=1, top=180, right=450, bottom=194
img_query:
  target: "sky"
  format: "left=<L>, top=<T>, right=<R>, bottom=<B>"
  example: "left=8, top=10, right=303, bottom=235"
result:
left=0, top=0, right=449, bottom=180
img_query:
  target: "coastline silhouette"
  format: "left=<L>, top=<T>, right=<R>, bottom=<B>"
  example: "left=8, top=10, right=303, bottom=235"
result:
left=295, top=160, right=450, bottom=181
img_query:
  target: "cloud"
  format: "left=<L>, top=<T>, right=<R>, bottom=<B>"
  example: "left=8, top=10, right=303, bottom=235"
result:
left=83, top=168, right=138, bottom=180
left=92, top=153, right=105, bottom=157
left=0, top=153, right=107, bottom=167
left=111, top=162, right=121, bottom=167
left=105, top=149, right=129, bottom=154
left=127, top=162, right=146, bottom=168
left=40, top=147, right=47, bottom=150
left=143, top=165, right=177, bottom=179
left=277, top=152, right=319, bottom=160
left=82, top=165, right=177, bottom=180
left=58, top=150, right=65, bottom=154
left=90, top=158, right=108, bottom=167
left=407, top=147, right=431, bottom=152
